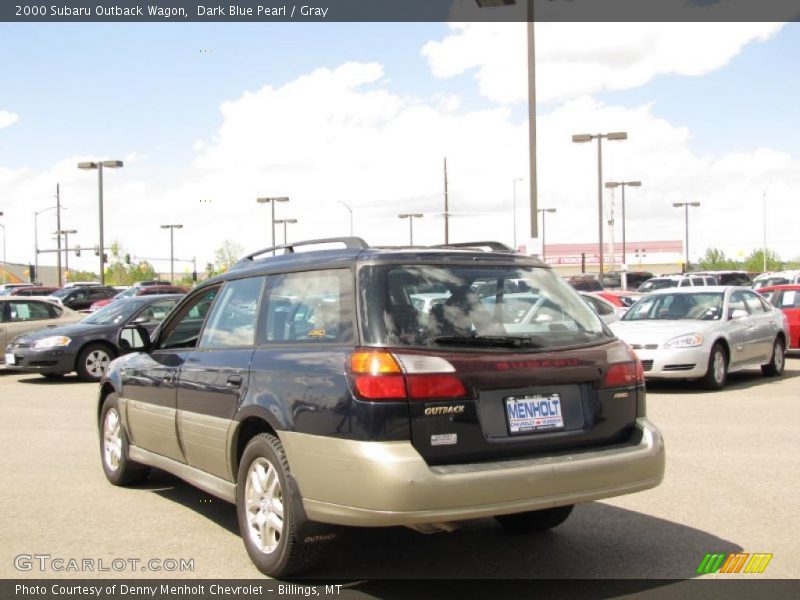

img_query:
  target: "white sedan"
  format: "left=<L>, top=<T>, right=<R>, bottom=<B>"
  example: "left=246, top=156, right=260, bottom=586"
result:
left=610, top=287, right=789, bottom=389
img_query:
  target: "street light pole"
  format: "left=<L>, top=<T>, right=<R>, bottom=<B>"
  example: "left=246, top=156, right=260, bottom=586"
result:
left=78, top=160, right=124, bottom=285
left=160, top=224, right=183, bottom=284
left=512, top=177, right=523, bottom=250
left=34, top=206, right=61, bottom=285
left=256, top=197, right=290, bottom=255
left=274, top=219, right=298, bottom=245
left=398, top=213, right=423, bottom=246
left=537, top=208, right=556, bottom=260
left=0, top=221, right=5, bottom=285
left=763, top=181, right=773, bottom=272
left=337, top=201, right=354, bottom=236
left=55, top=184, right=62, bottom=287
left=571, top=131, right=628, bottom=274
left=56, top=229, right=77, bottom=276
left=673, top=202, right=700, bottom=271
left=605, top=180, right=642, bottom=267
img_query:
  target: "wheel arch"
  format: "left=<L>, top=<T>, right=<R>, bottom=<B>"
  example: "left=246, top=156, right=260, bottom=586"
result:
left=230, top=408, right=284, bottom=483
left=75, top=339, right=118, bottom=372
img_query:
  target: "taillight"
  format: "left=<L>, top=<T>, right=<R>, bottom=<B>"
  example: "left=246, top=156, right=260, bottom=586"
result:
left=349, top=350, right=467, bottom=401
left=602, top=345, right=645, bottom=388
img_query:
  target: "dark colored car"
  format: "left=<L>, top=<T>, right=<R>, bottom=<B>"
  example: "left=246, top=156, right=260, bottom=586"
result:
left=50, top=285, right=117, bottom=311
left=8, top=286, right=62, bottom=296
left=89, top=284, right=187, bottom=312
left=6, top=295, right=181, bottom=381
left=564, top=274, right=604, bottom=291
left=601, top=271, right=654, bottom=291
left=97, top=237, right=664, bottom=577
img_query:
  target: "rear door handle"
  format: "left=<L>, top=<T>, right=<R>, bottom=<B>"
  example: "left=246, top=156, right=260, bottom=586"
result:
left=227, top=375, right=243, bottom=388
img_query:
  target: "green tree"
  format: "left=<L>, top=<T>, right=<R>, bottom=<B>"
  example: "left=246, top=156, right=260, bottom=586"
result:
left=698, top=248, right=736, bottom=270
left=66, top=269, right=99, bottom=283
left=213, top=240, right=244, bottom=274
left=743, top=249, right=782, bottom=273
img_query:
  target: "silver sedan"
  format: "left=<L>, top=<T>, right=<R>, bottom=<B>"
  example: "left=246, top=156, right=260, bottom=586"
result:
left=610, top=286, right=789, bottom=389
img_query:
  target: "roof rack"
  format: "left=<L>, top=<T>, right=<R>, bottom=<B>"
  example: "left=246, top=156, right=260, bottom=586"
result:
left=239, top=237, right=369, bottom=263
left=433, top=241, right=517, bottom=253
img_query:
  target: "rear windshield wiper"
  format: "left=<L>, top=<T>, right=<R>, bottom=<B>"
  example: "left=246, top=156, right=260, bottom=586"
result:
left=433, top=335, right=544, bottom=348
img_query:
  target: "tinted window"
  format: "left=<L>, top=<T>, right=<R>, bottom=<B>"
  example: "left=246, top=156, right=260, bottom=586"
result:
left=264, top=270, right=353, bottom=343
left=587, top=295, right=614, bottom=315
left=691, top=278, right=704, bottom=286
left=637, top=278, right=677, bottom=292
left=199, top=277, right=265, bottom=349
left=159, top=288, right=220, bottom=349
left=360, top=265, right=609, bottom=348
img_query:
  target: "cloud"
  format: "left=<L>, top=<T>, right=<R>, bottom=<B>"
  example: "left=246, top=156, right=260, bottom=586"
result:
left=0, top=110, right=19, bottom=129
left=1, top=57, right=797, bottom=272
left=422, top=22, right=784, bottom=105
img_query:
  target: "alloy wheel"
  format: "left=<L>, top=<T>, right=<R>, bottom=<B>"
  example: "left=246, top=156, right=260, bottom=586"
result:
left=244, top=457, right=284, bottom=555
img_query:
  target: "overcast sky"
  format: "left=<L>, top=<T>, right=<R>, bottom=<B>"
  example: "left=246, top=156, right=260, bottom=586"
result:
left=0, top=21, right=798, bottom=274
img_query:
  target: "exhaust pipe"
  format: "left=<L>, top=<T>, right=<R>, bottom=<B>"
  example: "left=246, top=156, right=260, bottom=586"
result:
left=406, top=522, right=460, bottom=534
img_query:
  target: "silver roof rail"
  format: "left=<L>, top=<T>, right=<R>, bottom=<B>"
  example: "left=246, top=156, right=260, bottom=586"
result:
left=239, top=237, right=369, bottom=263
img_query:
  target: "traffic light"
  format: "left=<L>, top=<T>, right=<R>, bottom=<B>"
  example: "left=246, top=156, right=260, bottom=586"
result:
left=125, top=254, right=131, bottom=265
left=103, top=253, right=108, bottom=262
left=75, top=247, right=81, bottom=257
left=192, top=271, right=198, bottom=282
left=28, top=264, right=36, bottom=283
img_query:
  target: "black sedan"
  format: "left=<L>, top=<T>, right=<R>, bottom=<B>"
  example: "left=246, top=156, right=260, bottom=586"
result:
left=5, top=295, right=182, bottom=381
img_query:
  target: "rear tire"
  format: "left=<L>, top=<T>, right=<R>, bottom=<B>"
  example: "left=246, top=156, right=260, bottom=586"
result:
left=99, top=393, right=150, bottom=486
left=701, top=343, right=728, bottom=390
left=236, top=433, right=322, bottom=577
left=761, top=338, right=785, bottom=377
left=495, top=505, right=574, bottom=534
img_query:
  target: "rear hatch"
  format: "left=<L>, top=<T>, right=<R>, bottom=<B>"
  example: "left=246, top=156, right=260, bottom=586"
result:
left=356, top=259, right=644, bottom=466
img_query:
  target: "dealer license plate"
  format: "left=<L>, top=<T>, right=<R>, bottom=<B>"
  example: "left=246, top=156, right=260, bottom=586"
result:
left=5, top=353, right=16, bottom=366
left=505, top=393, right=564, bottom=435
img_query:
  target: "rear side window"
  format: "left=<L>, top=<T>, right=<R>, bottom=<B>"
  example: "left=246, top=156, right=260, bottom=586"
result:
left=776, top=290, right=800, bottom=308
left=691, top=278, right=704, bottom=286
left=199, top=277, right=265, bottom=349
left=742, top=292, right=768, bottom=314
left=264, top=270, right=354, bottom=343
left=8, top=301, right=53, bottom=322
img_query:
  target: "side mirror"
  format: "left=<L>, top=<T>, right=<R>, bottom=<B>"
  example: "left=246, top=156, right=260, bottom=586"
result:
left=730, top=309, right=748, bottom=320
left=118, top=325, right=152, bottom=352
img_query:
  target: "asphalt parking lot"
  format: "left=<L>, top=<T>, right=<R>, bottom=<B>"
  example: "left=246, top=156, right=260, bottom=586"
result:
left=1, top=361, right=798, bottom=580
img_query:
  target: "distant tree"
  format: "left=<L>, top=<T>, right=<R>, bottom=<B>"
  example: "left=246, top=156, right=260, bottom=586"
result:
left=743, top=249, right=782, bottom=273
left=698, top=248, right=737, bottom=270
left=213, top=240, right=244, bottom=274
left=66, top=269, right=99, bottom=283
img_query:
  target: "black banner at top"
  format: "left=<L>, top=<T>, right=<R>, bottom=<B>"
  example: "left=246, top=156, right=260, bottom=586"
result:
left=3, top=0, right=800, bottom=23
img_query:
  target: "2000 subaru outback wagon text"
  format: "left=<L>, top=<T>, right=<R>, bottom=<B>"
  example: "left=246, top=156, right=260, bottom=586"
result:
left=98, top=238, right=665, bottom=577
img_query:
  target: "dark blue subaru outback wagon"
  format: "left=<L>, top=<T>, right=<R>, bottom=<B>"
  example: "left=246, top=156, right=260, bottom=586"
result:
left=98, top=238, right=664, bottom=577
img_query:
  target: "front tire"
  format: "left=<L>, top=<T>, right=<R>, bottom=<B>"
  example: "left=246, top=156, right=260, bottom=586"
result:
left=99, top=393, right=150, bottom=486
left=76, top=343, right=115, bottom=381
left=762, top=338, right=785, bottom=377
left=701, top=343, right=728, bottom=390
left=236, top=433, right=321, bottom=578
left=495, top=505, right=574, bottom=533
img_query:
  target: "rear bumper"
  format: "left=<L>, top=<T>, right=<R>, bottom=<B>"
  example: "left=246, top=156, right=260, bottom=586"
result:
left=281, top=418, right=665, bottom=527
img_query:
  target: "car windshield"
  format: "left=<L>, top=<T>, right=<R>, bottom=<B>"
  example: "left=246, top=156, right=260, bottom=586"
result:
left=360, top=264, right=611, bottom=349
left=114, top=288, right=136, bottom=299
left=81, top=299, right=142, bottom=325
left=637, top=278, right=677, bottom=292
left=51, top=288, right=72, bottom=298
left=623, top=292, right=724, bottom=321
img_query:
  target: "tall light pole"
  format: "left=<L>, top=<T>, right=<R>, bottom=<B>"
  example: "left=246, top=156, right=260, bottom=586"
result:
left=0, top=218, right=5, bottom=285
left=337, top=201, right=354, bottom=236
left=673, top=202, right=700, bottom=271
left=512, top=177, right=524, bottom=250
left=78, top=160, right=124, bottom=285
left=537, top=208, right=556, bottom=261
left=34, top=205, right=62, bottom=285
left=256, top=197, right=289, bottom=255
left=604, top=180, right=642, bottom=268
left=475, top=0, right=538, bottom=240
left=274, top=218, right=297, bottom=245
left=763, top=181, right=773, bottom=272
left=160, top=224, right=183, bottom=284
left=398, top=213, right=423, bottom=246
left=571, top=131, right=628, bottom=273
left=55, top=229, right=77, bottom=276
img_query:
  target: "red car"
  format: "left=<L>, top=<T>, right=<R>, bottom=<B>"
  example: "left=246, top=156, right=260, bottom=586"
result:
left=8, top=286, right=62, bottom=296
left=758, top=285, right=800, bottom=350
left=89, top=285, right=187, bottom=311
left=595, top=291, right=641, bottom=309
